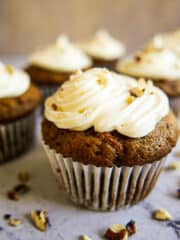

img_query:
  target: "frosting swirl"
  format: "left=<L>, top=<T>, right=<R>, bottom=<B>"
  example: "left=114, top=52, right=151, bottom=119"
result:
left=147, top=29, right=180, bottom=55
left=0, top=62, right=30, bottom=99
left=117, top=48, right=180, bottom=80
left=45, top=68, right=169, bottom=138
left=79, top=30, right=125, bottom=60
left=29, top=35, right=92, bottom=72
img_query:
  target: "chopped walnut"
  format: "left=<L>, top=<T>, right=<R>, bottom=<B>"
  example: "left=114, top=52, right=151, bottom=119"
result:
left=5, top=65, right=14, bottom=75
left=126, top=95, right=135, bottom=104
left=153, top=209, right=172, bottom=221
left=31, top=210, right=49, bottom=231
left=104, top=224, right=128, bottom=240
left=129, top=87, right=145, bottom=97
left=126, top=220, right=136, bottom=236
left=134, top=55, right=142, bottom=62
left=13, top=184, right=31, bottom=194
left=7, top=191, right=20, bottom=201
left=8, top=218, right=22, bottom=227
left=80, top=235, right=93, bottom=240
left=18, top=171, right=30, bottom=183
left=167, top=162, right=180, bottom=170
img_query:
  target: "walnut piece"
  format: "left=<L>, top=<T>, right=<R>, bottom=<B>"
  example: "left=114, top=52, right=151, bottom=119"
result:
left=129, top=87, right=145, bottom=97
left=31, top=210, right=49, bottom=231
left=167, top=162, right=180, bottom=170
left=153, top=209, right=172, bottom=221
left=8, top=218, right=22, bottom=227
left=126, top=220, right=136, bottom=236
left=104, top=224, right=128, bottom=240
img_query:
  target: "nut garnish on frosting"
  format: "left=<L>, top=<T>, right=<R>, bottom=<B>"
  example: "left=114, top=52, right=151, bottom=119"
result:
left=29, top=35, right=92, bottom=72
left=45, top=68, right=169, bottom=138
left=79, top=30, right=125, bottom=60
left=0, top=62, right=30, bottom=99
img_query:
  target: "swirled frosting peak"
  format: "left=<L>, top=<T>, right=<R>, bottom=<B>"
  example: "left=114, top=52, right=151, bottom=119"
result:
left=79, top=30, right=126, bottom=60
left=45, top=68, right=169, bottom=138
left=29, top=35, right=92, bottom=72
left=0, top=62, right=30, bottom=99
left=117, top=47, right=180, bottom=80
left=147, top=29, right=180, bottom=54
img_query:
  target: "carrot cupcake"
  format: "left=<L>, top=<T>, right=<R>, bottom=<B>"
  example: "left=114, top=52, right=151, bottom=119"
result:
left=0, top=62, right=41, bottom=163
left=117, top=44, right=180, bottom=115
left=78, top=30, right=126, bottom=71
left=25, top=35, right=92, bottom=104
left=42, top=68, right=178, bottom=210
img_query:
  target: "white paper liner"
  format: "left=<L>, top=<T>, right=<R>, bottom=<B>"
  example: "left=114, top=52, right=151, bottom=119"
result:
left=0, top=111, right=36, bottom=163
left=42, top=141, right=166, bottom=211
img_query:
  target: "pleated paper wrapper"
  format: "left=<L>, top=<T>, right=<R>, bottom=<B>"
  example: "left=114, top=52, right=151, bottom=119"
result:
left=0, top=111, right=36, bottom=163
left=42, top=141, right=166, bottom=211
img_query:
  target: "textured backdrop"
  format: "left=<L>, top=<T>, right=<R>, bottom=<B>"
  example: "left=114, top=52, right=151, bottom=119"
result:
left=0, top=0, right=180, bottom=53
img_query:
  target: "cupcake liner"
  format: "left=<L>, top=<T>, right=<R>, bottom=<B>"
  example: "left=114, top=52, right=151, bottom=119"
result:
left=42, top=141, right=166, bottom=211
left=0, top=111, right=36, bottom=163
left=170, top=96, right=180, bottom=116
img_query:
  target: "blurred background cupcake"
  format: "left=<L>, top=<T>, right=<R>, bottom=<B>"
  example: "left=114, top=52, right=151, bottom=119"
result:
left=0, top=62, right=41, bottom=163
left=146, top=29, right=180, bottom=54
left=78, top=30, right=126, bottom=71
left=42, top=68, right=178, bottom=210
left=117, top=35, right=180, bottom=116
left=25, top=35, right=92, bottom=106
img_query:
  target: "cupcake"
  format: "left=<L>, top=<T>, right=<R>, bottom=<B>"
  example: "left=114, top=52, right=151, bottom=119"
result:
left=117, top=44, right=180, bottom=116
left=42, top=68, right=178, bottom=211
left=25, top=35, right=92, bottom=104
left=78, top=30, right=126, bottom=71
left=0, top=62, right=41, bottom=163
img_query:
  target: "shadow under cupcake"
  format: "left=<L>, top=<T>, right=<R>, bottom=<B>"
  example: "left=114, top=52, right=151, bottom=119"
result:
left=41, top=68, right=179, bottom=211
left=0, top=62, right=41, bottom=163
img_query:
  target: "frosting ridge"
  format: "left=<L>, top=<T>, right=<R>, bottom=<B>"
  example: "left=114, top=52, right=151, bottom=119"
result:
left=45, top=68, right=169, bottom=138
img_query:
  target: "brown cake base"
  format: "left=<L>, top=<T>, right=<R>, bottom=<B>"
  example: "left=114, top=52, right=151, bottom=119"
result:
left=0, top=84, right=41, bottom=123
left=25, top=65, right=72, bottom=85
left=42, top=112, right=178, bottom=167
left=92, top=58, right=119, bottom=71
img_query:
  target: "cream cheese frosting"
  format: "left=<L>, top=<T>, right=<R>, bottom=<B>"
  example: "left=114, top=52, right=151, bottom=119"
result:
left=147, top=29, right=180, bottom=55
left=29, top=35, right=92, bottom=72
left=78, top=30, right=126, bottom=60
left=45, top=68, right=169, bottom=138
left=0, top=62, right=30, bottom=99
left=117, top=48, right=180, bottom=80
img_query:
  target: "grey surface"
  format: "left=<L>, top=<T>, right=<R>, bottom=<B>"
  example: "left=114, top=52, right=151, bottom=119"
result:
left=0, top=56, right=180, bottom=240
